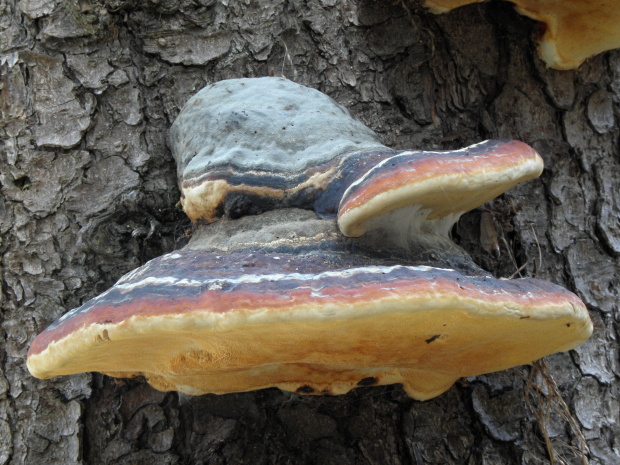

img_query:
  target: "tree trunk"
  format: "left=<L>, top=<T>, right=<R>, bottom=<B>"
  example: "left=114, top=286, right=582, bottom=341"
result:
left=1, top=0, right=618, bottom=464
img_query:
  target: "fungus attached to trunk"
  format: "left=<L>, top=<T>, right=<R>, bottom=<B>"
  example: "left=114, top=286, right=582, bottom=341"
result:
left=27, top=78, right=592, bottom=400
left=168, top=77, right=386, bottom=223
left=424, top=0, right=620, bottom=70
left=337, top=139, right=543, bottom=238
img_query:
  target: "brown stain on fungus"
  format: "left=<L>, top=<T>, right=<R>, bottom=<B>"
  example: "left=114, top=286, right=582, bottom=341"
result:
left=169, top=349, right=214, bottom=374
left=96, top=329, right=110, bottom=343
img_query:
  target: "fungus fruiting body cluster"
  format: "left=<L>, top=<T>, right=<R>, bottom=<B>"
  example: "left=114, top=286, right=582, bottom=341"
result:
left=27, top=78, right=592, bottom=400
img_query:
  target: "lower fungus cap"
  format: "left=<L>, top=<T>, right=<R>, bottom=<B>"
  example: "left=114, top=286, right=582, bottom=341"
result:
left=27, top=247, right=592, bottom=400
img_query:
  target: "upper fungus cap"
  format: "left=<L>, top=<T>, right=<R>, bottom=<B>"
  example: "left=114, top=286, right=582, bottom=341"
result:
left=170, top=77, right=384, bottom=176
left=424, top=0, right=620, bottom=69
left=169, top=77, right=387, bottom=222
left=337, top=140, right=543, bottom=237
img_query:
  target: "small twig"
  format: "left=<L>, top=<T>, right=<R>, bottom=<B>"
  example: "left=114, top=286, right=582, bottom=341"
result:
left=530, top=223, right=543, bottom=276
left=509, top=261, right=529, bottom=279
left=399, top=0, right=436, bottom=66
left=501, top=236, right=523, bottom=278
left=519, top=360, right=590, bottom=465
left=278, top=38, right=296, bottom=81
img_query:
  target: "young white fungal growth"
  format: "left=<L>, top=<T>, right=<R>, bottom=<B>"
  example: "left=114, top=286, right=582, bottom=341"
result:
left=423, top=0, right=620, bottom=70
left=27, top=78, right=592, bottom=400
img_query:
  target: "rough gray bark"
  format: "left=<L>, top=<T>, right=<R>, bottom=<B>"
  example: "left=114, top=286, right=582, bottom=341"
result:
left=0, top=0, right=618, bottom=464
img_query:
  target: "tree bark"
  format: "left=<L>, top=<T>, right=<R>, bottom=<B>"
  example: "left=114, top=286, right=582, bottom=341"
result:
left=1, top=0, right=618, bottom=464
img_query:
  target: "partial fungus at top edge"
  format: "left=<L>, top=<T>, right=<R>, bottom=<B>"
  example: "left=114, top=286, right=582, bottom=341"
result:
left=423, top=0, right=620, bottom=69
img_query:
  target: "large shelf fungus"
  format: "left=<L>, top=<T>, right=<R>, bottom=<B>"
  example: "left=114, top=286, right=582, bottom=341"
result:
left=423, top=0, right=620, bottom=70
left=27, top=78, right=592, bottom=400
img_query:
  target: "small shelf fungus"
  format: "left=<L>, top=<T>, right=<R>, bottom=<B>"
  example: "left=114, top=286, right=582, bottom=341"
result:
left=27, top=78, right=592, bottom=400
left=423, top=0, right=620, bottom=70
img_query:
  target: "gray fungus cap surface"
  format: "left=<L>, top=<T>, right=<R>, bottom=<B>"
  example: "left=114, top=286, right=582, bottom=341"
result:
left=169, top=77, right=386, bottom=178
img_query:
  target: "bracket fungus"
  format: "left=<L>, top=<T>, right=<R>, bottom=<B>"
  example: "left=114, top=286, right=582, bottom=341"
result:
left=27, top=78, right=592, bottom=400
left=424, top=0, right=620, bottom=70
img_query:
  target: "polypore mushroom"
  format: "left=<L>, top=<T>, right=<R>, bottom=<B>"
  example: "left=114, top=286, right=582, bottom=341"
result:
left=169, top=77, right=386, bottom=222
left=27, top=78, right=592, bottom=400
left=424, top=0, right=620, bottom=70
left=337, top=139, right=543, bottom=238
